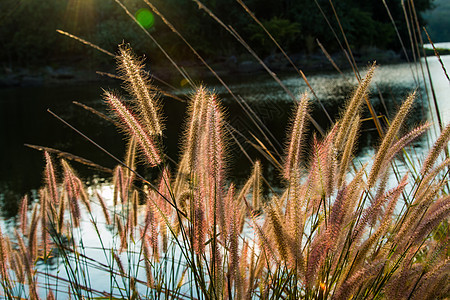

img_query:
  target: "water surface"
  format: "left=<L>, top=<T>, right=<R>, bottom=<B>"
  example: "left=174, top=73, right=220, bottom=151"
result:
left=1, top=57, right=448, bottom=217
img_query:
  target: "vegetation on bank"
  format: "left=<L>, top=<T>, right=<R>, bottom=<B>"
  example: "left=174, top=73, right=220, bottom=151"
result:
left=424, top=47, right=450, bottom=56
left=423, top=0, right=450, bottom=43
left=0, top=0, right=434, bottom=70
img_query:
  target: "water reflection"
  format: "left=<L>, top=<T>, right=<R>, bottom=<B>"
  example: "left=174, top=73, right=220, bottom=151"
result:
left=0, top=58, right=441, bottom=217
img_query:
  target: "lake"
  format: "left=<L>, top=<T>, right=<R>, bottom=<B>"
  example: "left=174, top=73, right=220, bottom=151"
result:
left=1, top=56, right=449, bottom=217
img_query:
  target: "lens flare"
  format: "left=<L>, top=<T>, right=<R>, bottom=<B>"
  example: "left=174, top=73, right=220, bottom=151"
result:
left=180, top=78, right=189, bottom=87
left=135, top=8, right=155, bottom=29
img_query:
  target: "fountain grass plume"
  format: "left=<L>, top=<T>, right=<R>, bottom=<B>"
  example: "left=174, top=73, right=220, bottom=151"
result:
left=381, top=122, right=431, bottom=173
left=61, top=159, right=84, bottom=227
left=337, top=115, right=360, bottom=187
left=332, top=259, right=385, bottom=300
left=267, top=200, right=289, bottom=262
left=421, top=122, right=450, bottom=175
left=410, top=259, right=450, bottom=300
left=192, top=185, right=206, bottom=255
left=368, top=91, right=416, bottom=187
left=412, top=195, right=450, bottom=245
left=104, top=91, right=161, bottom=166
left=349, top=175, right=408, bottom=274
left=117, top=44, right=163, bottom=136
left=144, top=198, right=160, bottom=261
left=335, top=62, right=376, bottom=150
left=96, top=191, right=111, bottom=225
left=284, top=92, right=309, bottom=180
left=18, top=195, right=28, bottom=236
left=0, top=227, right=9, bottom=282
left=251, top=161, right=262, bottom=210
left=39, top=188, right=49, bottom=256
left=183, top=87, right=209, bottom=172
left=44, top=151, right=59, bottom=204
left=27, top=205, right=39, bottom=262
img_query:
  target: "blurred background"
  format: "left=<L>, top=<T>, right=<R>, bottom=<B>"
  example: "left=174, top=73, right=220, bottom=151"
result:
left=0, top=0, right=447, bottom=80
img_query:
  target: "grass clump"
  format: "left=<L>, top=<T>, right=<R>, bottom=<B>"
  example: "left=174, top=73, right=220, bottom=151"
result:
left=0, top=46, right=449, bottom=300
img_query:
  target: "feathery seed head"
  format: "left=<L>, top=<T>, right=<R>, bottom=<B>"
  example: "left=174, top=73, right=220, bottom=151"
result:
left=421, top=122, right=450, bottom=175
left=184, top=87, right=209, bottom=168
left=332, top=260, right=385, bottom=300
left=379, top=122, right=431, bottom=177
left=337, top=115, right=360, bottom=187
left=104, top=91, right=162, bottom=166
left=267, top=201, right=289, bottom=261
left=251, top=161, right=262, bottom=210
left=335, top=62, right=376, bottom=149
left=412, top=196, right=450, bottom=246
left=61, top=160, right=81, bottom=227
left=44, top=151, right=59, bottom=204
left=96, top=191, right=111, bottom=225
left=306, top=232, right=332, bottom=288
left=284, top=93, right=309, bottom=179
left=19, top=195, right=29, bottom=236
left=117, top=44, right=163, bottom=136
left=0, top=226, right=9, bottom=278
left=368, top=91, right=415, bottom=187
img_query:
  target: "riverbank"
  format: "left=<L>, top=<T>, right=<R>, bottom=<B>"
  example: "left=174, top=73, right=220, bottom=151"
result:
left=0, top=65, right=115, bottom=88
left=0, top=47, right=409, bottom=88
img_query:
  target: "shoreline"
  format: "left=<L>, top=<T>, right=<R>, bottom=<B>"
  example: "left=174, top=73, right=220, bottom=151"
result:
left=0, top=48, right=421, bottom=89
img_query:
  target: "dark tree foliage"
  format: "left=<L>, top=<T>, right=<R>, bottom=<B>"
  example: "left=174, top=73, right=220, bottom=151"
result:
left=0, top=0, right=434, bottom=68
left=423, top=0, right=450, bottom=42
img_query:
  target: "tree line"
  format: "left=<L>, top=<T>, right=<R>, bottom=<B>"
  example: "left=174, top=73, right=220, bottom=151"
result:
left=0, top=0, right=433, bottom=68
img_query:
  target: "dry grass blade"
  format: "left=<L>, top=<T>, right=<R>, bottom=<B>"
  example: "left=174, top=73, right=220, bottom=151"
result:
left=73, top=101, right=118, bottom=125
left=423, top=28, right=450, bottom=82
left=26, top=144, right=113, bottom=173
left=56, top=29, right=115, bottom=57
left=236, top=0, right=333, bottom=124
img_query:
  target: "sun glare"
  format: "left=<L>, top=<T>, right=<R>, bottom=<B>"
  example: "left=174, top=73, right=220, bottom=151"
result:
left=64, top=0, right=95, bottom=33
